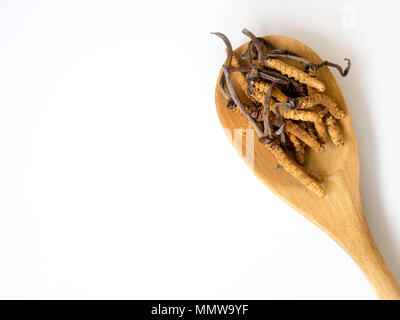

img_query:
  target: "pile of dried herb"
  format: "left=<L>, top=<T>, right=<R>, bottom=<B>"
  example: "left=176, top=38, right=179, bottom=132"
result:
left=213, top=29, right=351, bottom=198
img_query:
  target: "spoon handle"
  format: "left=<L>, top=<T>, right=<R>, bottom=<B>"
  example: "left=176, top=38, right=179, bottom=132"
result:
left=350, top=227, right=400, bottom=300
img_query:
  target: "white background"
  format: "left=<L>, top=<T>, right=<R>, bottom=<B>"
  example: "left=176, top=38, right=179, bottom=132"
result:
left=0, top=0, right=399, bottom=299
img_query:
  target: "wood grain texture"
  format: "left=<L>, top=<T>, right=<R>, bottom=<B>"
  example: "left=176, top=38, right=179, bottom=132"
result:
left=214, top=35, right=400, bottom=300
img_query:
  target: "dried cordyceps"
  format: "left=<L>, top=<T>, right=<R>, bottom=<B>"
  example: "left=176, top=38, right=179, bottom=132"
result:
left=325, top=115, right=344, bottom=147
left=264, top=58, right=326, bottom=92
left=302, top=165, right=324, bottom=183
left=251, top=81, right=288, bottom=103
left=313, top=116, right=329, bottom=144
left=296, top=93, right=345, bottom=119
left=289, top=133, right=305, bottom=165
left=263, top=138, right=325, bottom=198
left=212, top=29, right=351, bottom=197
left=269, top=114, right=324, bottom=153
left=230, top=53, right=249, bottom=92
left=280, top=118, right=325, bottom=153
left=306, top=122, right=318, bottom=140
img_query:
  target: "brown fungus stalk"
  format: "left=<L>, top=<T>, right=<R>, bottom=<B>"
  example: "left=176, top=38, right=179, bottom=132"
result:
left=222, top=66, right=264, bottom=137
left=265, top=52, right=312, bottom=65
left=242, top=28, right=266, bottom=62
left=210, top=32, right=233, bottom=67
left=306, top=58, right=351, bottom=77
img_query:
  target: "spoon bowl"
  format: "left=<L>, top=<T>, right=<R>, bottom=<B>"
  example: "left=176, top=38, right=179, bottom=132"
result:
left=214, top=35, right=400, bottom=299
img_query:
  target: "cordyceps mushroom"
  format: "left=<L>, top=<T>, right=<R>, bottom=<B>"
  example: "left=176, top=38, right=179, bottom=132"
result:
left=213, top=32, right=326, bottom=197
left=211, top=29, right=351, bottom=197
left=212, top=30, right=400, bottom=300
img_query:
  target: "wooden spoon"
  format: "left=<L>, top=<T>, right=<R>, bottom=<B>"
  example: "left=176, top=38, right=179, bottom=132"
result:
left=214, top=35, right=400, bottom=300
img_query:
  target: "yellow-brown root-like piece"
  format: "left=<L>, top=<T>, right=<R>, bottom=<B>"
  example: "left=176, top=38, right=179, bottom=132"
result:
left=231, top=53, right=248, bottom=92
left=264, top=58, right=325, bottom=92
left=274, top=107, right=322, bottom=124
left=271, top=116, right=324, bottom=153
left=314, top=117, right=329, bottom=144
left=302, top=166, right=324, bottom=183
left=306, top=122, right=318, bottom=140
left=266, top=139, right=325, bottom=198
left=276, top=108, right=328, bottom=144
left=252, top=81, right=288, bottom=103
left=289, top=133, right=305, bottom=164
left=306, top=67, right=318, bottom=95
left=313, top=105, right=328, bottom=118
left=298, top=121, right=307, bottom=130
left=325, top=115, right=344, bottom=147
left=296, top=93, right=345, bottom=119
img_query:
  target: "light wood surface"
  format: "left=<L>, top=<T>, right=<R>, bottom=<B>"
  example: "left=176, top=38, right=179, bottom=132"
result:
left=214, top=35, right=400, bottom=300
